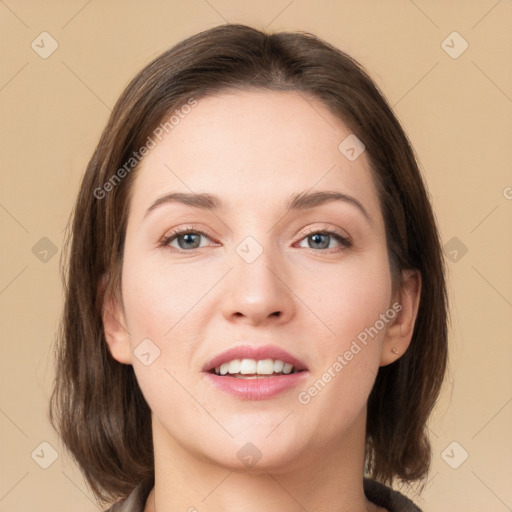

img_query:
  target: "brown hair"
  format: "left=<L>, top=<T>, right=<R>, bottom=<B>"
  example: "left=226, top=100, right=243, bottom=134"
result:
left=49, top=23, right=448, bottom=505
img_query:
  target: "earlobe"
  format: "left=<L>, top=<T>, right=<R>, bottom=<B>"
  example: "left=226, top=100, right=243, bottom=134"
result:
left=380, top=270, right=422, bottom=366
left=101, top=284, right=133, bottom=365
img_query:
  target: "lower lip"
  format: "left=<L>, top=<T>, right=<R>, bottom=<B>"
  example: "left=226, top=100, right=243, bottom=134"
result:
left=203, top=371, right=309, bottom=400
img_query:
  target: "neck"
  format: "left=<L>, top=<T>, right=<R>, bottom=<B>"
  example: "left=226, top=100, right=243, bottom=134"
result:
left=145, top=409, right=381, bottom=512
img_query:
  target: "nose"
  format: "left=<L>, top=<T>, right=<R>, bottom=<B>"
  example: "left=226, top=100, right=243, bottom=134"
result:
left=221, top=244, right=296, bottom=326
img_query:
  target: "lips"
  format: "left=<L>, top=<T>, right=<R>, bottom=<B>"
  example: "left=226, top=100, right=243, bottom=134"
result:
left=202, top=344, right=309, bottom=400
left=202, top=344, right=308, bottom=373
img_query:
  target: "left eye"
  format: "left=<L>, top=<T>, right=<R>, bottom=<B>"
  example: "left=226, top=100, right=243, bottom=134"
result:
left=161, top=229, right=214, bottom=251
left=296, top=231, right=352, bottom=251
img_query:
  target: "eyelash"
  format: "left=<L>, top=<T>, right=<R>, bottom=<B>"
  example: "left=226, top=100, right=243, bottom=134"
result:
left=159, top=226, right=353, bottom=254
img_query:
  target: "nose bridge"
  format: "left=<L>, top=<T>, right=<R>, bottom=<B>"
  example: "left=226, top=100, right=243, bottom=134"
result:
left=223, top=232, right=294, bottom=324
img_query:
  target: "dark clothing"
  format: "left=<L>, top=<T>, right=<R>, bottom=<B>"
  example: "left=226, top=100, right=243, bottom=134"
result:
left=104, top=477, right=422, bottom=511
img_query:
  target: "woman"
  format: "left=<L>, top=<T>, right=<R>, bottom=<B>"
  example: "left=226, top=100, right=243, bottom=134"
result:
left=50, top=23, right=448, bottom=512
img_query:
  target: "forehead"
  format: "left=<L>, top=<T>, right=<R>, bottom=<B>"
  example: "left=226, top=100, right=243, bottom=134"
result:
left=131, top=89, right=379, bottom=216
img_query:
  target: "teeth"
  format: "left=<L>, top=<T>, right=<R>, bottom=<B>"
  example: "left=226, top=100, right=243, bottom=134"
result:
left=282, top=362, right=293, bottom=374
left=228, top=359, right=241, bottom=374
left=240, top=359, right=257, bottom=374
left=256, top=359, right=274, bottom=374
left=273, top=360, right=284, bottom=373
left=212, top=358, right=298, bottom=376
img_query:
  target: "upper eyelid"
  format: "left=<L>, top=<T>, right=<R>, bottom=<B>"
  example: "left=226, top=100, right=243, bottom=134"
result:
left=162, top=224, right=349, bottom=238
left=161, top=227, right=214, bottom=244
left=299, top=225, right=351, bottom=239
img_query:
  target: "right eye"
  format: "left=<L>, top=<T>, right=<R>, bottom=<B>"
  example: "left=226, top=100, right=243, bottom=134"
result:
left=160, top=228, right=217, bottom=252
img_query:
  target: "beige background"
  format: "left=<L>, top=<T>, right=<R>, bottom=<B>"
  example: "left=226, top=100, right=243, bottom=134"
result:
left=1, top=1, right=511, bottom=511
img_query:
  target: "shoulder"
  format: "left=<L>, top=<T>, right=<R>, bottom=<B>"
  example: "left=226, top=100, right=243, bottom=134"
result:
left=363, top=478, right=422, bottom=512
left=103, top=478, right=154, bottom=512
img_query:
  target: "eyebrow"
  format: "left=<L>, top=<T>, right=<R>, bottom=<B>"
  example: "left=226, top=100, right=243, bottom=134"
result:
left=144, top=190, right=371, bottom=221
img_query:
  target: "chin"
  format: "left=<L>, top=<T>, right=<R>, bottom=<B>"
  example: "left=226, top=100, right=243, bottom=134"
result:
left=206, top=442, right=309, bottom=474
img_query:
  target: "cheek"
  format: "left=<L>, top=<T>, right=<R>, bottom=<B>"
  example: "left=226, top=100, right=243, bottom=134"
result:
left=121, top=253, right=215, bottom=339
left=334, top=264, right=392, bottom=343
left=300, top=248, right=392, bottom=396
left=296, top=263, right=392, bottom=434
left=119, top=255, right=209, bottom=413
left=300, top=247, right=393, bottom=348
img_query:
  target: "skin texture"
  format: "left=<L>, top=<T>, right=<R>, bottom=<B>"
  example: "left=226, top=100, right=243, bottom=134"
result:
left=103, top=90, right=421, bottom=512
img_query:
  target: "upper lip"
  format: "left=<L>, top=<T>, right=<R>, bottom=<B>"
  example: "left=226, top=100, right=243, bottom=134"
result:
left=202, top=344, right=308, bottom=372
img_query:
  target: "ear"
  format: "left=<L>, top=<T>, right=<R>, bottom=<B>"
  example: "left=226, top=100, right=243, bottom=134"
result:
left=380, top=269, right=422, bottom=366
left=101, top=278, right=133, bottom=365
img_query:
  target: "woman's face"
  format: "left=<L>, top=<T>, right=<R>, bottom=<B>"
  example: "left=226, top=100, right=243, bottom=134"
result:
left=106, top=89, right=402, bottom=471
